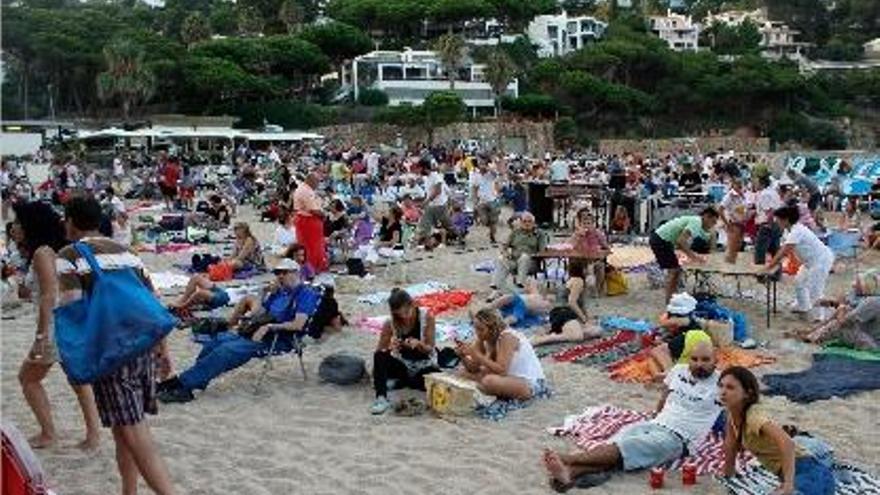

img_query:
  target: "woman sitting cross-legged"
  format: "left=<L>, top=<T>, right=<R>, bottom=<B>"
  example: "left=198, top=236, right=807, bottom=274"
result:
left=370, top=289, right=439, bottom=415
left=719, top=366, right=836, bottom=495
left=455, top=307, right=546, bottom=400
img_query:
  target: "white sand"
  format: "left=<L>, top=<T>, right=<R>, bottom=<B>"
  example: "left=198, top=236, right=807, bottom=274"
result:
left=2, top=206, right=878, bottom=495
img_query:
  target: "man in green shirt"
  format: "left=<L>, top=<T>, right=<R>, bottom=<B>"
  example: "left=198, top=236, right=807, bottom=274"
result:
left=492, top=212, right=548, bottom=290
left=649, top=207, right=719, bottom=303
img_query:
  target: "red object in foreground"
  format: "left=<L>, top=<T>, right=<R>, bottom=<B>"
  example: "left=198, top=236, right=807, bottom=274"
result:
left=682, top=461, right=698, bottom=485
left=649, top=467, right=665, bottom=489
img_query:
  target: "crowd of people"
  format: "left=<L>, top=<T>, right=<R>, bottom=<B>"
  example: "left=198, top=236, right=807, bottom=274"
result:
left=1, top=140, right=879, bottom=495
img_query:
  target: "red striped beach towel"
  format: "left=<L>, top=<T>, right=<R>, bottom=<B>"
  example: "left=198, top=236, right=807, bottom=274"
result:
left=548, top=405, right=753, bottom=476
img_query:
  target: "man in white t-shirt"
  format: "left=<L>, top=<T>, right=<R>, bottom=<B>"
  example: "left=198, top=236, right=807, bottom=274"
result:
left=469, top=159, right=500, bottom=243
left=542, top=342, right=721, bottom=489
left=415, top=163, right=453, bottom=246
left=366, top=150, right=380, bottom=178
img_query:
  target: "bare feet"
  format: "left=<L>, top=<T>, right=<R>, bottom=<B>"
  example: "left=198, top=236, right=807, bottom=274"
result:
left=28, top=432, right=56, bottom=449
left=543, top=448, right=572, bottom=486
left=77, top=434, right=100, bottom=452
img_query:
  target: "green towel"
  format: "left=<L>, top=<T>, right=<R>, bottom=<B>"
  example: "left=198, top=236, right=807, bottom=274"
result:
left=821, top=342, right=880, bottom=362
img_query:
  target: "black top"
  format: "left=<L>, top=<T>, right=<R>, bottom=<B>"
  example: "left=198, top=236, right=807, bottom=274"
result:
left=379, top=219, right=402, bottom=245
left=680, top=171, right=703, bottom=191
left=395, top=309, right=430, bottom=362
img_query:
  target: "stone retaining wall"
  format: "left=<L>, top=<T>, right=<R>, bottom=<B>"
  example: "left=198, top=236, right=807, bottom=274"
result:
left=598, top=137, right=770, bottom=155
left=313, top=120, right=555, bottom=156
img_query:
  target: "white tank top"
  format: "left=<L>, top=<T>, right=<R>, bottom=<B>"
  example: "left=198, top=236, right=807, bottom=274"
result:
left=502, top=329, right=544, bottom=384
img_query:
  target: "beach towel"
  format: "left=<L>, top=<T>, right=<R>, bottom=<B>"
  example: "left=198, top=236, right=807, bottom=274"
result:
left=716, top=461, right=880, bottom=495
left=548, top=405, right=753, bottom=476
left=357, top=281, right=450, bottom=305
left=763, top=353, right=880, bottom=403
left=820, top=342, right=880, bottom=362
left=552, top=331, right=638, bottom=363
left=600, top=316, right=654, bottom=333
left=476, top=380, right=552, bottom=421
left=413, top=290, right=473, bottom=317
left=148, top=271, right=191, bottom=291
left=608, top=347, right=776, bottom=384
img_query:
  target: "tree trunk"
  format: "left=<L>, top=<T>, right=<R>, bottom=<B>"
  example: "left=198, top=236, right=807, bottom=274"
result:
left=22, top=66, right=29, bottom=120
left=495, top=98, right=503, bottom=153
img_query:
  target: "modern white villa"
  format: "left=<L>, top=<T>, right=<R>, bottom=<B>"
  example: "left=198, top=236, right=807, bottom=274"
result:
left=649, top=10, right=700, bottom=51
left=348, top=49, right=519, bottom=116
left=705, top=9, right=811, bottom=62
left=527, top=13, right=608, bottom=58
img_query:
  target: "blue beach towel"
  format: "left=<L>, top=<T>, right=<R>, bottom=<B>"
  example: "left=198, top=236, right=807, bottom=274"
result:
left=476, top=380, right=552, bottom=421
left=600, top=316, right=654, bottom=333
left=762, top=354, right=880, bottom=403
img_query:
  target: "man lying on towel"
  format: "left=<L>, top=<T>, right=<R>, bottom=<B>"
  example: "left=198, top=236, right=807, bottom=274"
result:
left=542, top=341, right=721, bottom=492
left=157, top=259, right=319, bottom=403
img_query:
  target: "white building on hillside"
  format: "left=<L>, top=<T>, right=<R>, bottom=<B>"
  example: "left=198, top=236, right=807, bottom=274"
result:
left=865, top=38, right=880, bottom=60
left=527, top=13, right=608, bottom=58
left=348, top=49, right=519, bottom=116
left=705, top=9, right=811, bottom=62
left=649, top=10, right=700, bottom=51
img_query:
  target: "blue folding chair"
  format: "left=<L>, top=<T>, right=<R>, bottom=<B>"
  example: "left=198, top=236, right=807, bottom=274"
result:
left=253, top=284, right=325, bottom=393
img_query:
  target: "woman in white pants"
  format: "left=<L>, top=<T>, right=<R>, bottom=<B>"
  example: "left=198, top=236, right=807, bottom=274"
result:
left=765, top=206, right=834, bottom=321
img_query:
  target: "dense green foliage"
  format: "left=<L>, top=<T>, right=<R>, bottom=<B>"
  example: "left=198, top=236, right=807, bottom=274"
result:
left=1, top=0, right=877, bottom=149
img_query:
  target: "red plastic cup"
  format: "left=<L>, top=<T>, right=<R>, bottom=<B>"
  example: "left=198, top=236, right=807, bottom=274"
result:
left=682, top=461, right=697, bottom=486
left=649, top=467, right=665, bottom=489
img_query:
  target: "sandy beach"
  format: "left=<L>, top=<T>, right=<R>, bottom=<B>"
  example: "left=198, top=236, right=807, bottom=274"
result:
left=2, top=205, right=879, bottom=495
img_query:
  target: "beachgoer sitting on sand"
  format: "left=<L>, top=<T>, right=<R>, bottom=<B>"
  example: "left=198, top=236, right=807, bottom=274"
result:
left=763, top=206, right=834, bottom=321
left=649, top=207, right=718, bottom=304
left=157, top=259, right=318, bottom=403
left=205, top=194, right=231, bottom=226
left=455, top=307, right=546, bottom=400
left=719, top=367, right=836, bottom=495
left=542, top=341, right=721, bottom=492
left=227, top=222, right=265, bottom=272
left=492, top=212, right=548, bottom=290
left=168, top=274, right=230, bottom=316
left=798, top=296, right=880, bottom=350
left=370, top=289, right=439, bottom=415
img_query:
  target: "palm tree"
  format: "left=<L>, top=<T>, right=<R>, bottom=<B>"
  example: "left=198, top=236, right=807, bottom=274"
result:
left=433, top=33, right=467, bottom=90
left=483, top=47, right=517, bottom=150
left=95, top=40, right=156, bottom=121
left=484, top=47, right=517, bottom=119
left=279, top=0, right=305, bottom=34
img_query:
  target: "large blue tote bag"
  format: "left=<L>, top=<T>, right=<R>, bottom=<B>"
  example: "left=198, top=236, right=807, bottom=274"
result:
left=54, top=242, right=177, bottom=384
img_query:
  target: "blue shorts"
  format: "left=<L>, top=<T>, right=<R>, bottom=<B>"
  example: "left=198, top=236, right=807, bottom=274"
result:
left=207, top=287, right=230, bottom=309
left=612, top=422, right=684, bottom=471
left=794, top=456, right=836, bottom=495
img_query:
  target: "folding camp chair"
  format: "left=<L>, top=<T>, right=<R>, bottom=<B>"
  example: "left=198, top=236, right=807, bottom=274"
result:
left=252, top=284, right=325, bottom=393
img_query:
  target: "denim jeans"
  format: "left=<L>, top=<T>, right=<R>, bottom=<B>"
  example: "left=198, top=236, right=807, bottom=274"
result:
left=179, top=332, right=290, bottom=391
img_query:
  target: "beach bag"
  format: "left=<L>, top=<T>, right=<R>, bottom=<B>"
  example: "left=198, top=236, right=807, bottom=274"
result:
left=208, top=261, right=234, bottom=282
left=605, top=268, right=628, bottom=296
left=54, top=242, right=177, bottom=384
left=346, top=258, right=367, bottom=277
left=2, top=423, right=49, bottom=495
left=318, top=353, right=365, bottom=385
